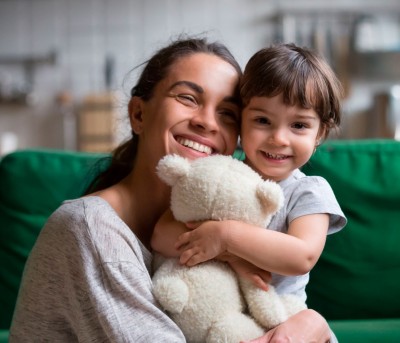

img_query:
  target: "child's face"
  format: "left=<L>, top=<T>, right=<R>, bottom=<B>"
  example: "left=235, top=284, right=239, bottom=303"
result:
left=241, top=93, right=321, bottom=182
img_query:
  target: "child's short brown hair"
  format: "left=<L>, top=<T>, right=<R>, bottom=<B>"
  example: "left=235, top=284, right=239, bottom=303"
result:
left=240, top=43, right=343, bottom=139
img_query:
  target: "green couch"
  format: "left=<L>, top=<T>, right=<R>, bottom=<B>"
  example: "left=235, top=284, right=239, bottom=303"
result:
left=1, top=140, right=399, bottom=342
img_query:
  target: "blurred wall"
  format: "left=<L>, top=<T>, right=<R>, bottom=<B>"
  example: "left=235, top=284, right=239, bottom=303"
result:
left=0, top=0, right=399, bottom=153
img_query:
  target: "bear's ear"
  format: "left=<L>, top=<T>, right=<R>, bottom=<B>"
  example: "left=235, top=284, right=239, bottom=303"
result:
left=156, top=154, right=191, bottom=186
left=256, top=180, right=284, bottom=215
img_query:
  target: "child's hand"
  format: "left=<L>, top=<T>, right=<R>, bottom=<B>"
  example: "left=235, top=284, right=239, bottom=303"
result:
left=228, top=257, right=271, bottom=291
left=185, top=221, right=202, bottom=230
left=175, top=220, right=228, bottom=266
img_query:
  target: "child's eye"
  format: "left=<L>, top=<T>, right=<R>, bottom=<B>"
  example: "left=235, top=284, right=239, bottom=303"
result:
left=255, top=117, right=270, bottom=125
left=292, top=122, right=307, bottom=130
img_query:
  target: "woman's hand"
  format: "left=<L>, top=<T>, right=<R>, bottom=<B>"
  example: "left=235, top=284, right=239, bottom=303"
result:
left=241, top=309, right=331, bottom=343
left=175, top=220, right=229, bottom=266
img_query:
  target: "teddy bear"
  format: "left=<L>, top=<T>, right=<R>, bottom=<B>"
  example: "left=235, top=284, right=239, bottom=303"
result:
left=152, top=154, right=307, bottom=343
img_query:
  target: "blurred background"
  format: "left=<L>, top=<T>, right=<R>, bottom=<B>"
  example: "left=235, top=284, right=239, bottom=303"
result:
left=0, top=0, right=400, bottom=155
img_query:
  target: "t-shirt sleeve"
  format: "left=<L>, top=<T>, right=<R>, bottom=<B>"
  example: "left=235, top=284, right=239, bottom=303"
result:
left=10, top=198, right=186, bottom=343
left=286, top=176, right=347, bottom=235
left=66, top=201, right=186, bottom=342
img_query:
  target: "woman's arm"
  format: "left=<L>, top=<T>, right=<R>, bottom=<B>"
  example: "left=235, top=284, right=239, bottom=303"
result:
left=176, top=213, right=329, bottom=276
left=241, top=309, right=333, bottom=343
left=151, top=209, right=187, bottom=257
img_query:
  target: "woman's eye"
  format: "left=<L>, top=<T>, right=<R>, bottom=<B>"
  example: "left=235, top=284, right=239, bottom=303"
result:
left=176, top=94, right=197, bottom=107
left=220, top=109, right=239, bottom=123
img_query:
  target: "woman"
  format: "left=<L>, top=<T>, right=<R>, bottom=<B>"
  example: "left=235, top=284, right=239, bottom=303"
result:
left=10, top=36, right=334, bottom=342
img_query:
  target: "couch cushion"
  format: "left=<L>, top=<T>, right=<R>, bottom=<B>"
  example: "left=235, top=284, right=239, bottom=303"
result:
left=303, top=140, right=400, bottom=320
left=330, top=318, right=400, bottom=343
left=0, top=149, right=106, bottom=329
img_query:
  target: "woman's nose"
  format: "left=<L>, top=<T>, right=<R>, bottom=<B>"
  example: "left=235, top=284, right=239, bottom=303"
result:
left=190, top=106, right=219, bottom=132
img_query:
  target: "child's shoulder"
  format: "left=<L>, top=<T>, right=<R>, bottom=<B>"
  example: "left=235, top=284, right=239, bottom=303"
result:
left=281, top=169, right=332, bottom=195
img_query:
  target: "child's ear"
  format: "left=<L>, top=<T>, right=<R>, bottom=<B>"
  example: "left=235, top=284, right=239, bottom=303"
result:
left=129, top=97, right=144, bottom=134
left=316, top=126, right=326, bottom=145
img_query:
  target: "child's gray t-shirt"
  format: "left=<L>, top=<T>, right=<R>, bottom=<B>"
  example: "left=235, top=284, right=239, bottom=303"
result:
left=268, top=169, right=347, bottom=302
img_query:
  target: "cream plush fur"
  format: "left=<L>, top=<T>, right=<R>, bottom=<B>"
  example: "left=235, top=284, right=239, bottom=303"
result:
left=152, top=154, right=307, bottom=343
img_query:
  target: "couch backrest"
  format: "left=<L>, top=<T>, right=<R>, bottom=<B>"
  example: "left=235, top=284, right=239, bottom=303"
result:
left=0, top=149, right=106, bottom=329
left=303, top=140, right=400, bottom=320
left=1, top=140, right=399, bottom=328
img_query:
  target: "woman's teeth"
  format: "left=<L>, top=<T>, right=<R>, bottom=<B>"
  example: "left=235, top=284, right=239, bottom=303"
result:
left=178, top=138, right=212, bottom=155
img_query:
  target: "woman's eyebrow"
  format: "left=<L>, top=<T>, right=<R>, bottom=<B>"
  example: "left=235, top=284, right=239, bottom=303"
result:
left=169, top=81, right=203, bottom=93
left=168, top=81, right=239, bottom=107
left=224, top=95, right=240, bottom=106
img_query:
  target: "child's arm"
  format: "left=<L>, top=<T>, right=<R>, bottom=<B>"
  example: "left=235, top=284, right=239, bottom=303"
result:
left=152, top=211, right=271, bottom=290
left=176, top=213, right=329, bottom=276
left=150, top=209, right=187, bottom=257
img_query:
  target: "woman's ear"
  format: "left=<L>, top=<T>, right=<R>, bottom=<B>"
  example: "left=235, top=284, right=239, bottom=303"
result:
left=129, top=97, right=144, bottom=134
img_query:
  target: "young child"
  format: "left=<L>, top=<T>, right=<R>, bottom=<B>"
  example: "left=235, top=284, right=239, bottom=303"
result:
left=151, top=42, right=347, bottom=307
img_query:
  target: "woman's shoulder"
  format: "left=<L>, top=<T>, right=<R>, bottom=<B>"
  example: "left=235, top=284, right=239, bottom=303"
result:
left=42, top=196, right=124, bottom=241
left=43, top=196, right=150, bottom=262
left=62, top=195, right=111, bottom=210
left=48, top=196, right=112, bottom=225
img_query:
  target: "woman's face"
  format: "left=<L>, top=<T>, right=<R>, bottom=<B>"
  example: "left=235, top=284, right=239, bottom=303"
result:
left=131, top=53, right=241, bottom=168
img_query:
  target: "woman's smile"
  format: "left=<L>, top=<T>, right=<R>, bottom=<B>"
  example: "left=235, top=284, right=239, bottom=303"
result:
left=176, top=137, right=214, bottom=155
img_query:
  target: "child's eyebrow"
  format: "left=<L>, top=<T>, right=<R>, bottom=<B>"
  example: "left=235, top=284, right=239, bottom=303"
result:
left=246, top=106, right=268, bottom=112
left=294, top=113, right=319, bottom=121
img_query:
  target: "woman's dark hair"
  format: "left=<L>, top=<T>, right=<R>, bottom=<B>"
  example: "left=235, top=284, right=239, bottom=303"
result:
left=240, top=43, right=343, bottom=139
left=85, top=36, right=242, bottom=194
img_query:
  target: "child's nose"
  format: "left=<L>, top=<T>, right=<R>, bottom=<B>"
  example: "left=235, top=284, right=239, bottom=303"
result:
left=270, top=128, right=289, bottom=145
